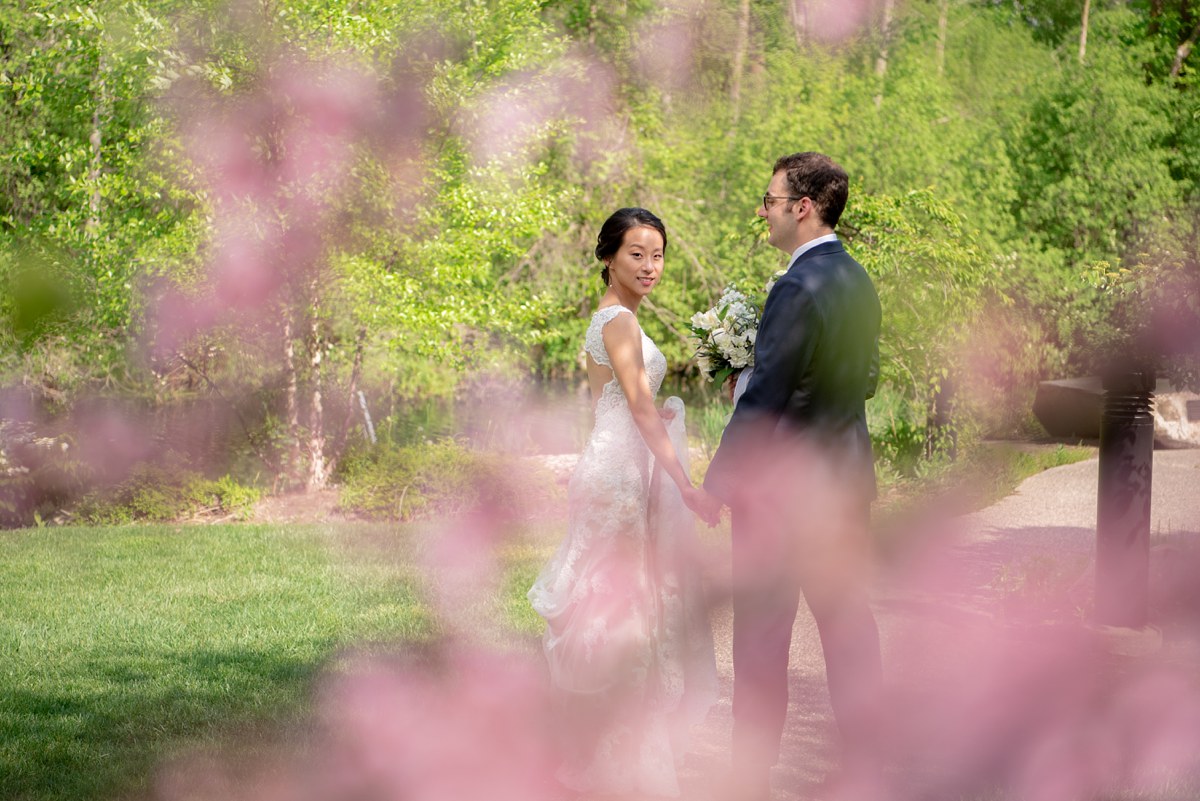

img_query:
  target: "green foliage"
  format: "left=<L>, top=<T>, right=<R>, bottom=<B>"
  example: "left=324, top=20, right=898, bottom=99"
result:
left=843, top=188, right=991, bottom=402
left=0, top=0, right=209, bottom=397
left=74, top=466, right=261, bottom=524
left=995, top=4, right=1200, bottom=384
left=1089, top=228, right=1200, bottom=390
left=335, top=438, right=555, bottom=521
left=868, top=384, right=929, bottom=480
left=4, top=0, right=1200, bottom=480
left=1014, top=10, right=1178, bottom=265
left=689, top=397, right=733, bottom=459
left=982, top=0, right=1092, bottom=47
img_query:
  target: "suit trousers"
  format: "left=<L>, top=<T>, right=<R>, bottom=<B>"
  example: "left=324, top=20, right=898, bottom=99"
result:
left=730, top=480, right=883, bottom=778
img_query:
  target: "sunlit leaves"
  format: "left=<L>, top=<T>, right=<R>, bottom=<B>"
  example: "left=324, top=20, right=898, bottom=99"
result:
left=842, top=188, right=990, bottom=399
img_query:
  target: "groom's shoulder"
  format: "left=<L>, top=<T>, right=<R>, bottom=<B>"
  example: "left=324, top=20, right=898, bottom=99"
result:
left=789, top=243, right=851, bottom=281
left=808, top=242, right=871, bottom=279
left=792, top=240, right=850, bottom=270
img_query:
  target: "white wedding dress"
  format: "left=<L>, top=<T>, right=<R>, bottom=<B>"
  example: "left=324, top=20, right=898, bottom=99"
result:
left=528, top=305, right=718, bottom=798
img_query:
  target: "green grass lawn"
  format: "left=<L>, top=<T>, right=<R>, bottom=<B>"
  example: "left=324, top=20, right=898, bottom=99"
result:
left=0, top=523, right=447, bottom=801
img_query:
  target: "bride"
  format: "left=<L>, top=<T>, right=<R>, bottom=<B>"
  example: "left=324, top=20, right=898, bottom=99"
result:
left=528, top=208, right=721, bottom=798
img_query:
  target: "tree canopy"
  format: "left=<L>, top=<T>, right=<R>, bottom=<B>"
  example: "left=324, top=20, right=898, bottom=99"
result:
left=2, top=0, right=1198, bottom=487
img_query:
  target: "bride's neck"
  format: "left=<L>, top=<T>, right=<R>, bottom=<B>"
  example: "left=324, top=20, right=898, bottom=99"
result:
left=603, top=287, right=640, bottom=313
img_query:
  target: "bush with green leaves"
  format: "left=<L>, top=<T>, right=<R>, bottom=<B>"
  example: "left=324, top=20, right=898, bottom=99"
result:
left=335, top=438, right=558, bottom=521
left=74, top=466, right=261, bottom=524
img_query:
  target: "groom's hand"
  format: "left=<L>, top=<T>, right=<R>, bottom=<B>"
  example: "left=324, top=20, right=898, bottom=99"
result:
left=723, top=371, right=740, bottom=404
left=684, top=486, right=722, bottom=527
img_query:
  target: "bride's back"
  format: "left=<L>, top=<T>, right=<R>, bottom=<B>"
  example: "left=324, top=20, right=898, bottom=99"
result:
left=585, top=354, right=617, bottom=407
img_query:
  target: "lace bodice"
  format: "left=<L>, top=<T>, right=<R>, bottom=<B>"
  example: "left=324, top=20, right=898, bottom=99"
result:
left=584, top=305, right=667, bottom=420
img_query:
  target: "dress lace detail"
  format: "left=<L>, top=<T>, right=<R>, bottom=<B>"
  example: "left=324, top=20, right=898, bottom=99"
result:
left=529, top=306, right=717, bottom=798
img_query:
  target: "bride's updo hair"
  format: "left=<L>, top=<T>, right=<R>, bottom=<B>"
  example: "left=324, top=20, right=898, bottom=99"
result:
left=594, top=207, right=667, bottom=286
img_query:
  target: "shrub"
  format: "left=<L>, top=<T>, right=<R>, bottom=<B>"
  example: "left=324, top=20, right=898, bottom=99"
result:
left=336, top=438, right=555, bottom=521
left=690, top=400, right=732, bottom=459
left=868, top=384, right=928, bottom=479
left=74, top=467, right=261, bottom=524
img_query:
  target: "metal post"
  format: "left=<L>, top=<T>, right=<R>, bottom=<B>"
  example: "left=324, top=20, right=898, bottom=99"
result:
left=1095, top=370, right=1155, bottom=628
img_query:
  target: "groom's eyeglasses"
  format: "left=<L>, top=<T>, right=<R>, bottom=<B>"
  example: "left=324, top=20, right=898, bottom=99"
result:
left=762, top=194, right=802, bottom=211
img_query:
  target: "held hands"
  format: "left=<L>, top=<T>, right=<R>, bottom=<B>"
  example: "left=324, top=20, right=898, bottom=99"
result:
left=682, top=485, right=722, bottom=527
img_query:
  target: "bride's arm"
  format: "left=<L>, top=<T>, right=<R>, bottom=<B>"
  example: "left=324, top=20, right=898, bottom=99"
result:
left=603, top=314, right=719, bottom=522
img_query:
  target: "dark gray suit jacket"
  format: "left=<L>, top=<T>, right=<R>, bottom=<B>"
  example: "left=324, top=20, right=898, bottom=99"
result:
left=705, top=240, right=881, bottom=503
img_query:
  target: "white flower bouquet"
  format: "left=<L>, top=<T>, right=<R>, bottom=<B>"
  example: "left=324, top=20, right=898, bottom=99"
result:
left=689, top=270, right=786, bottom=384
left=689, top=286, right=760, bottom=384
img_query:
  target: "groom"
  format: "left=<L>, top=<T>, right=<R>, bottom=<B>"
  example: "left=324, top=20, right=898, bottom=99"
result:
left=705, top=152, right=884, bottom=799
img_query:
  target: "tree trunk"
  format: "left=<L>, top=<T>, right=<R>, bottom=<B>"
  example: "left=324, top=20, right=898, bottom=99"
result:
left=716, top=0, right=752, bottom=202
left=925, top=377, right=957, bottom=461
left=86, top=57, right=107, bottom=236
left=1170, top=18, right=1200, bottom=77
left=283, top=311, right=303, bottom=488
left=874, top=0, right=895, bottom=107
left=1148, top=0, right=1163, bottom=37
left=306, top=294, right=327, bottom=492
left=323, top=325, right=367, bottom=485
left=729, top=0, right=751, bottom=127
left=936, top=0, right=949, bottom=77
left=789, top=0, right=808, bottom=47
left=1079, top=0, right=1091, bottom=63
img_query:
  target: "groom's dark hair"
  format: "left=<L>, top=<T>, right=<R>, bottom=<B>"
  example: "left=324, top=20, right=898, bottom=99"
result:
left=595, top=207, right=667, bottom=286
left=774, top=152, right=849, bottom=228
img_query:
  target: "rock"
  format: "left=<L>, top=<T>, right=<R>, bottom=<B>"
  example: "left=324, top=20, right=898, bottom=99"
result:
left=1033, top=376, right=1200, bottom=448
left=1032, top=377, right=1103, bottom=439
left=525, top=453, right=579, bottom=484
left=1153, top=389, right=1200, bottom=448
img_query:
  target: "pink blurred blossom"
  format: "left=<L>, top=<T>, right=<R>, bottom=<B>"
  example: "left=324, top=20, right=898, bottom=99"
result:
left=70, top=403, right=157, bottom=480
left=313, top=647, right=558, bottom=801
left=873, top=513, right=1200, bottom=801
left=152, top=646, right=560, bottom=801
left=423, top=508, right=509, bottom=626
left=147, top=284, right=219, bottom=362
left=460, top=53, right=618, bottom=167
left=635, top=15, right=698, bottom=91
left=161, top=52, right=428, bottom=353
left=806, top=0, right=874, bottom=44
